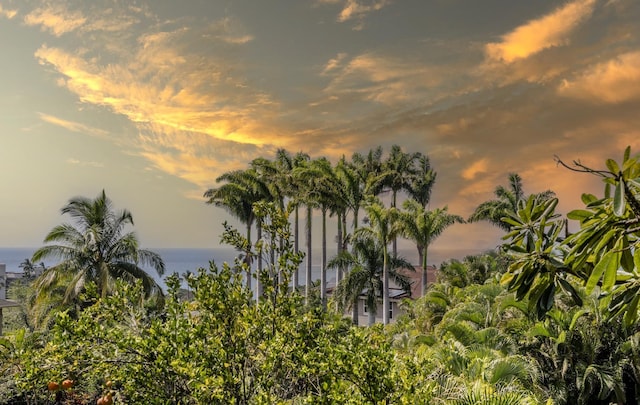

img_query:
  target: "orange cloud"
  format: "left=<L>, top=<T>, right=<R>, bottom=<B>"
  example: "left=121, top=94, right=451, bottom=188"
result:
left=558, top=51, right=640, bottom=103
left=461, top=159, right=489, bottom=180
left=24, top=4, right=86, bottom=36
left=485, top=0, right=595, bottom=63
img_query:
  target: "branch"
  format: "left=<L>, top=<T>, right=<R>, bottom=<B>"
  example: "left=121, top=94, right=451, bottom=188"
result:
left=554, top=156, right=612, bottom=178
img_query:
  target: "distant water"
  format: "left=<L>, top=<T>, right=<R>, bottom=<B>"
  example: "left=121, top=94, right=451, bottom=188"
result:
left=0, top=246, right=486, bottom=291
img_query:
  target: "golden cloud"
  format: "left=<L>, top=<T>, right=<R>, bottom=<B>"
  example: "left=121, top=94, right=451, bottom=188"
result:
left=24, top=4, right=86, bottom=36
left=461, top=158, right=489, bottom=180
left=485, top=0, right=596, bottom=63
left=0, top=4, right=17, bottom=19
left=558, top=51, right=640, bottom=103
left=337, top=0, right=390, bottom=22
left=38, top=112, right=110, bottom=138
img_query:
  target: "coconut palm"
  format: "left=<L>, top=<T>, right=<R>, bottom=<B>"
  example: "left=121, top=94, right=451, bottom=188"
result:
left=468, top=173, right=555, bottom=231
left=381, top=145, right=418, bottom=257
left=406, top=152, right=436, bottom=208
left=328, top=233, right=412, bottom=325
left=357, top=199, right=403, bottom=324
left=273, top=149, right=310, bottom=289
left=297, top=157, right=346, bottom=309
left=400, top=199, right=465, bottom=296
left=31, top=190, right=164, bottom=309
left=205, top=168, right=272, bottom=294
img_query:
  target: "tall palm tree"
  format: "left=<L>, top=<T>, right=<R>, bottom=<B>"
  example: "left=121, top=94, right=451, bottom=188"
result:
left=406, top=153, right=436, bottom=209
left=468, top=173, right=555, bottom=231
left=400, top=199, right=465, bottom=296
left=329, top=234, right=412, bottom=325
left=381, top=145, right=418, bottom=258
left=299, top=157, right=346, bottom=309
left=273, top=149, right=310, bottom=289
left=205, top=168, right=271, bottom=294
left=357, top=199, right=403, bottom=324
left=31, top=190, right=165, bottom=306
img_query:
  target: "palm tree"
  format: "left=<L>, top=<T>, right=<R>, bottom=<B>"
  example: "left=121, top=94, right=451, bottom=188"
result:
left=273, top=149, right=310, bottom=289
left=381, top=145, right=418, bottom=258
left=400, top=199, right=464, bottom=296
left=31, top=190, right=165, bottom=307
left=468, top=173, right=555, bottom=231
left=205, top=168, right=271, bottom=294
left=357, top=199, right=403, bottom=324
left=406, top=153, right=436, bottom=208
left=299, top=157, right=346, bottom=309
left=328, top=233, right=413, bottom=325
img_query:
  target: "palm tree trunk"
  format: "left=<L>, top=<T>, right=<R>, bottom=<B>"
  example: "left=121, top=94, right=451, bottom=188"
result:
left=335, top=212, right=343, bottom=313
left=305, top=205, right=312, bottom=305
left=321, top=207, right=327, bottom=310
left=368, top=307, right=375, bottom=326
left=351, top=208, right=359, bottom=322
left=256, top=221, right=263, bottom=305
left=352, top=297, right=359, bottom=325
left=392, top=191, right=398, bottom=259
left=383, top=246, right=390, bottom=325
left=293, top=205, right=299, bottom=290
left=421, top=245, right=428, bottom=297
left=246, top=223, right=252, bottom=292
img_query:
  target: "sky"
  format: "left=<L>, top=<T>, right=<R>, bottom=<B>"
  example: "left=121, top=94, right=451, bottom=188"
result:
left=0, top=0, right=639, bottom=265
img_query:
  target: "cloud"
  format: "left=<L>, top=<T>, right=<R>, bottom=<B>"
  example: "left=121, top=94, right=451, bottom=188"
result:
left=316, top=0, right=391, bottom=29
left=322, top=52, right=348, bottom=74
left=558, top=51, right=640, bottom=103
left=66, top=158, right=104, bottom=168
left=0, top=4, right=17, bottom=19
left=485, top=0, right=596, bottom=63
left=205, top=17, right=254, bottom=44
left=337, top=0, right=390, bottom=22
left=461, top=159, right=489, bottom=180
left=322, top=52, right=452, bottom=105
left=24, top=4, right=87, bottom=36
left=34, top=37, right=277, bottom=146
left=39, top=112, right=110, bottom=138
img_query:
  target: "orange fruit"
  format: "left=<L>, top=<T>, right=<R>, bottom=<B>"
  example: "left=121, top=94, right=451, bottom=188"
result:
left=47, top=381, right=59, bottom=391
left=62, top=379, right=74, bottom=390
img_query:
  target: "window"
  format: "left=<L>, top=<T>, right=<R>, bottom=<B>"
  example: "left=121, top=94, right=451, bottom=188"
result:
left=389, top=301, right=393, bottom=320
left=363, top=300, right=368, bottom=314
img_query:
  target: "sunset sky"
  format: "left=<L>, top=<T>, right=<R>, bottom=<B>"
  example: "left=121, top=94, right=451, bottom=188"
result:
left=1, top=0, right=639, bottom=265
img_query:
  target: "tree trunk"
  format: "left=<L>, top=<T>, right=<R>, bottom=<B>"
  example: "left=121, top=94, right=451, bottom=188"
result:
left=245, top=223, right=252, bottom=292
left=392, top=191, right=397, bottom=259
left=383, top=246, right=390, bottom=325
left=352, top=297, right=359, bottom=325
left=321, top=207, right=327, bottom=310
left=368, top=306, right=376, bottom=326
left=293, top=205, right=299, bottom=290
left=421, top=245, right=428, bottom=297
left=336, top=212, right=343, bottom=312
left=305, top=205, right=312, bottom=305
left=256, top=221, right=263, bottom=305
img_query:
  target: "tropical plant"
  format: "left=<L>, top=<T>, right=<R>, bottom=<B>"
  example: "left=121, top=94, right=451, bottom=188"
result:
left=400, top=199, right=464, bottom=296
left=558, top=146, right=640, bottom=326
left=329, top=233, right=413, bottom=325
left=30, top=190, right=164, bottom=324
left=357, top=199, right=404, bottom=324
left=468, top=173, right=555, bottom=231
left=406, top=152, right=437, bottom=209
left=381, top=145, right=418, bottom=257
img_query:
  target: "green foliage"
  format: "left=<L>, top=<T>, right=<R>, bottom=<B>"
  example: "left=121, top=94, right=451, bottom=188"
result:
left=559, top=146, right=640, bottom=325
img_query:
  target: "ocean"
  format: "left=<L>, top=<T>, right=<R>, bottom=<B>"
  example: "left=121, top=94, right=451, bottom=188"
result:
left=0, top=247, right=328, bottom=291
left=0, top=245, right=483, bottom=291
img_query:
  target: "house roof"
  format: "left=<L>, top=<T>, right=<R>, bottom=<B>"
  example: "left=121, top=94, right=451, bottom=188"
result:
left=0, top=299, right=20, bottom=309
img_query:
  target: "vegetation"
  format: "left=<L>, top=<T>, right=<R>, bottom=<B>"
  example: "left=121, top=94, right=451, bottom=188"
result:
left=2, top=145, right=640, bottom=404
